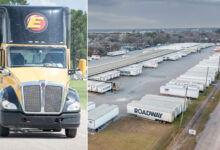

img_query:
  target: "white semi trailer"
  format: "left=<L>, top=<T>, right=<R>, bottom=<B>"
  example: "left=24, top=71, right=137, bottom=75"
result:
left=88, top=104, right=119, bottom=130
left=90, top=70, right=120, bottom=81
left=176, top=77, right=210, bottom=87
left=127, top=101, right=175, bottom=123
left=140, top=60, right=158, bottom=68
left=118, top=64, right=143, bottom=76
left=168, top=79, right=204, bottom=91
left=88, top=101, right=96, bottom=111
left=88, top=80, right=112, bottom=93
left=141, top=94, right=188, bottom=112
left=160, top=85, right=199, bottom=99
left=184, top=72, right=215, bottom=82
left=138, top=100, right=181, bottom=117
left=179, top=75, right=212, bottom=85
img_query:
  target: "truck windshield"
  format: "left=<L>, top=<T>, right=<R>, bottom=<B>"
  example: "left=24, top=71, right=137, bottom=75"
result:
left=7, top=46, right=66, bottom=68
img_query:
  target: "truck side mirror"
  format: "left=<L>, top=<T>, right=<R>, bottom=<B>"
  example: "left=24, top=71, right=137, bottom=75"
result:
left=68, top=69, right=75, bottom=75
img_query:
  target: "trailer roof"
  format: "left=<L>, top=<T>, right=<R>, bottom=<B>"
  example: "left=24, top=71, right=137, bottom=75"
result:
left=89, top=104, right=118, bottom=120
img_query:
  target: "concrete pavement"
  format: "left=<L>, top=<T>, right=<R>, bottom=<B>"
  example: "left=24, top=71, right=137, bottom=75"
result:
left=0, top=110, right=87, bottom=150
left=195, top=101, right=220, bottom=150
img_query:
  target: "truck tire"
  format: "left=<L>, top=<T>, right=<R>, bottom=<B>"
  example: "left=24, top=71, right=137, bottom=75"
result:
left=65, top=129, right=77, bottom=138
left=0, top=125, right=9, bottom=137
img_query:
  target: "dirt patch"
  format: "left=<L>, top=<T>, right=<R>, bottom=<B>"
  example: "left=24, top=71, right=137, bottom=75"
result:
left=89, top=117, right=174, bottom=150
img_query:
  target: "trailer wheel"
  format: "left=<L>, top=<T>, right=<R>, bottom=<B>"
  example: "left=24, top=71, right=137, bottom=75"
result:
left=0, top=125, right=9, bottom=137
left=65, top=129, right=77, bottom=138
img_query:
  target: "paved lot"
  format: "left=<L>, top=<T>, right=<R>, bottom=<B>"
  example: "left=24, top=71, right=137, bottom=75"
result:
left=89, top=47, right=214, bottom=115
left=0, top=110, right=87, bottom=150
left=195, top=101, right=220, bottom=150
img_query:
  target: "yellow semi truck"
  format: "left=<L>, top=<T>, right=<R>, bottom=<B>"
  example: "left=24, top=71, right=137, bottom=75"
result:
left=0, top=5, right=80, bottom=138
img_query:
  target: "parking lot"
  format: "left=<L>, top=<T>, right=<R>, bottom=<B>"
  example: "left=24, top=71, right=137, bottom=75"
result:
left=88, top=46, right=215, bottom=115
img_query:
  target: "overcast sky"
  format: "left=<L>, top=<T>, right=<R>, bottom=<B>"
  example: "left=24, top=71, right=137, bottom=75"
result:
left=89, top=0, right=220, bottom=29
left=27, top=0, right=87, bottom=12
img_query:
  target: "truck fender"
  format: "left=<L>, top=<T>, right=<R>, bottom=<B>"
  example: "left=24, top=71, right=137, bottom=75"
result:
left=1, top=86, right=22, bottom=111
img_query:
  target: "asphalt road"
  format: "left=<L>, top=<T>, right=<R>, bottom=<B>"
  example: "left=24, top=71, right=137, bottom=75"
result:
left=88, top=48, right=176, bottom=76
left=0, top=110, right=87, bottom=150
left=88, top=46, right=214, bottom=115
left=195, top=99, right=220, bottom=150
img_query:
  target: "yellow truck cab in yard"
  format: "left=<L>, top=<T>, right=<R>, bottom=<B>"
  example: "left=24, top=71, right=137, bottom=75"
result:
left=0, top=5, right=80, bottom=138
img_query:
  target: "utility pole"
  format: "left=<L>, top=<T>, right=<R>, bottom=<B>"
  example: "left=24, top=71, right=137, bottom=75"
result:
left=204, top=66, right=209, bottom=96
left=218, top=56, right=220, bottom=79
left=179, top=85, right=188, bottom=129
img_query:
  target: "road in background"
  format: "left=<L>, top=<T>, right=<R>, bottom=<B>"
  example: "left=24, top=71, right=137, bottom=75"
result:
left=195, top=100, right=220, bottom=150
left=0, top=110, right=87, bottom=150
left=88, top=47, right=214, bottom=115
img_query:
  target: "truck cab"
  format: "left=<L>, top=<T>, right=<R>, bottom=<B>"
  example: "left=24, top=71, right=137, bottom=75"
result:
left=0, top=5, right=80, bottom=138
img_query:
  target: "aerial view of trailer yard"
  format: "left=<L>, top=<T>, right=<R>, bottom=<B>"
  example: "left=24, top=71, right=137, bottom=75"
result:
left=88, top=29, right=220, bottom=150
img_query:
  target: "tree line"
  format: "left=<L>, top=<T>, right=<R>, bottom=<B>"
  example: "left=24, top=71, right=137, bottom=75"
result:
left=89, top=29, right=220, bottom=56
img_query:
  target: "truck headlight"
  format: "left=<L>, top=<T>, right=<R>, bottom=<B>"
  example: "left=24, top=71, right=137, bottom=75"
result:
left=66, top=99, right=80, bottom=112
left=63, top=88, right=80, bottom=112
left=2, top=100, right=17, bottom=110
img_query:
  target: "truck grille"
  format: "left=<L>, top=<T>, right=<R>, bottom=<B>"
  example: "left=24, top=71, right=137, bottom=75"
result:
left=45, top=86, right=62, bottom=112
left=23, top=85, right=41, bottom=112
left=22, top=82, right=63, bottom=114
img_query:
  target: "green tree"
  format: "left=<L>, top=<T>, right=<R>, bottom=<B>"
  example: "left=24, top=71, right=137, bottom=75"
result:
left=70, top=9, right=87, bottom=70
left=215, top=29, right=220, bottom=34
left=0, top=0, right=28, bottom=5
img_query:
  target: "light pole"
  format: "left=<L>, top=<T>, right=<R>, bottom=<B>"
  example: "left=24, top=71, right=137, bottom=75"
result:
left=204, top=66, right=209, bottom=96
left=179, top=85, right=188, bottom=129
left=218, top=56, right=220, bottom=79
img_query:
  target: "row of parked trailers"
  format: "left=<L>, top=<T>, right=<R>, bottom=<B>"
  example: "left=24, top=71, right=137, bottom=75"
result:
left=160, top=53, right=220, bottom=99
left=88, top=44, right=216, bottom=130
left=88, top=43, right=214, bottom=93
left=126, top=52, right=219, bottom=123
left=88, top=65, right=143, bottom=93
left=139, top=44, right=212, bottom=68
left=88, top=94, right=187, bottom=132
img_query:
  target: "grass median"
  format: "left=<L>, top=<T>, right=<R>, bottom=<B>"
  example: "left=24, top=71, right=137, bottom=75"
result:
left=70, top=80, right=87, bottom=109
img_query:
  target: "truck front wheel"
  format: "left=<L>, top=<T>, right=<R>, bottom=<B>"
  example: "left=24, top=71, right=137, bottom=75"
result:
left=0, top=125, right=9, bottom=137
left=65, top=129, right=77, bottom=138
